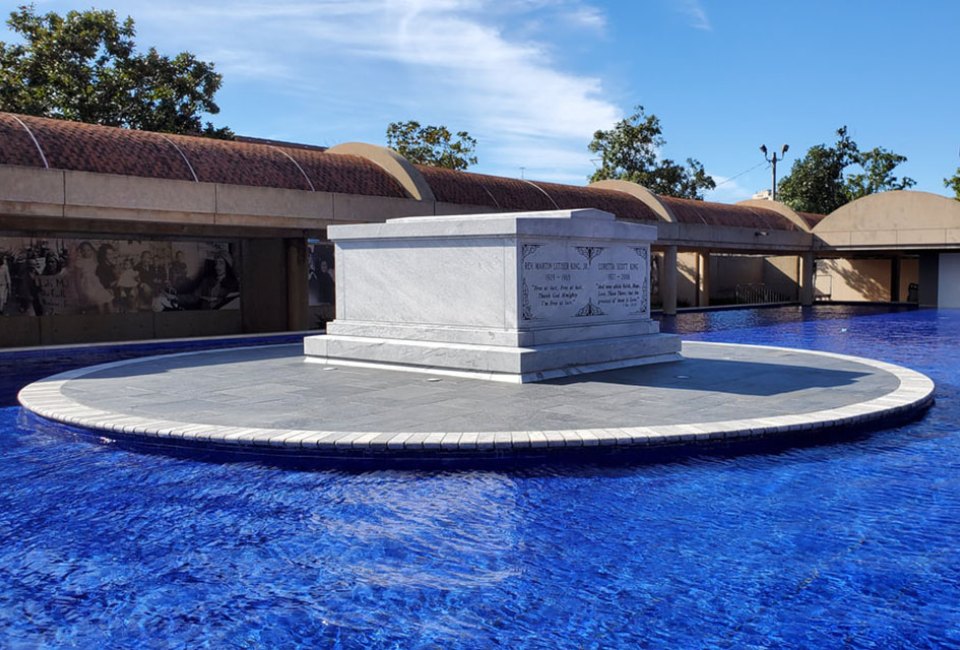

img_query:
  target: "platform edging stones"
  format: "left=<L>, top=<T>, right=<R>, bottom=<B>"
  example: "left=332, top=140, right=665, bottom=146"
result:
left=17, top=342, right=935, bottom=456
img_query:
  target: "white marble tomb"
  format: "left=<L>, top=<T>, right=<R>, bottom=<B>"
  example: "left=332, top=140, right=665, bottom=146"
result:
left=303, top=208, right=681, bottom=382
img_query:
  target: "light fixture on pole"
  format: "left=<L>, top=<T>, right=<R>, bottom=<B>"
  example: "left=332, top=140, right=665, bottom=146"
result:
left=760, top=144, right=789, bottom=201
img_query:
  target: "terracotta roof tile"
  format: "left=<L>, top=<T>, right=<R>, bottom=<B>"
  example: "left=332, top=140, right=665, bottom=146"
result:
left=0, top=113, right=409, bottom=197
left=416, top=165, right=556, bottom=210
left=529, top=181, right=660, bottom=222
left=17, top=114, right=193, bottom=180
left=283, top=149, right=408, bottom=197
left=0, top=113, right=47, bottom=167
left=0, top=113, right=819, bottom=227
left=163, top=134, right=311, bottom=189
left=659, top=196, right=800, bottom=231
left=797, top=211, right=827, bottom=229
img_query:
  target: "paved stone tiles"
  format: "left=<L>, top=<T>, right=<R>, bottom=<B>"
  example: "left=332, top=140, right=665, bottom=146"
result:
left=17, top=341, right=935, bottom=455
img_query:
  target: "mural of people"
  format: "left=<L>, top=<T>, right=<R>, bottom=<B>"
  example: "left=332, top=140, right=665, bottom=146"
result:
left=68, top=241, right=113, bottom=313
left=96, top=243, right=120, bottom=310
left=0, top=237, right=241, bottom=316
left=651, top=254, right=661, bottom=304
left=198, top=253, right=240, bottom=310
left=307, top=240, right=335, bottom=305
left=168, top=250, right=189, bottom=293
left=15, top=256, right=44, bottom=316
left=136, top=251, right=166, bottom=309
left=116, top=257, right=141, bottom=312
left=0, top=254, right=10, bottom=315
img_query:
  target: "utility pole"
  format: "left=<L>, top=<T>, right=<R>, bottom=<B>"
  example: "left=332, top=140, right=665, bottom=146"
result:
left=760, top=144, right=789, bottom=201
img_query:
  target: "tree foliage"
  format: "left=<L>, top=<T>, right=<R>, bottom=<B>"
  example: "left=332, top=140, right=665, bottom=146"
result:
left=777, top=127, right=915, bottom=214
left=0, top=4, right=232, bottom=137
left=386, top=121, right=477, bottom=170
left=945, top=168, right=960, bottom=201
left=845, top=147, right=916, bottom=200
left=587, top=105, right=716, bottom=200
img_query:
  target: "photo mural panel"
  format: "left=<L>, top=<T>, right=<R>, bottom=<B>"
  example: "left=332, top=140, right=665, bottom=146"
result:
left=0, top=236, right=240, bottom=317
left=307, top=239, right=335, bottom=306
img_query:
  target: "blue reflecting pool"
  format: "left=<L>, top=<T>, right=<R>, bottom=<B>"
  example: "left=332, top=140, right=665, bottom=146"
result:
left=1, top=306, right=959, bottom=648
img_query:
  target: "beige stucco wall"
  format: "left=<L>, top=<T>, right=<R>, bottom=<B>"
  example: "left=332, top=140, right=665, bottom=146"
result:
left=677, top=252, right=699, bottom=307
left=702, top=254, right=799, bottom=303
left=817, top=258, right=892, bottom=302
left=900, top=258, right=919, bottom=302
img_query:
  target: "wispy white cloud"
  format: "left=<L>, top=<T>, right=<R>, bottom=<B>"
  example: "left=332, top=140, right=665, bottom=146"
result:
left=13, top=0, right=621, bottom=183
left=674, top=0, right=712, bottom=31
left=705, top=173, right=755, bottom=203
left=104, top=0, right=621, bottom=182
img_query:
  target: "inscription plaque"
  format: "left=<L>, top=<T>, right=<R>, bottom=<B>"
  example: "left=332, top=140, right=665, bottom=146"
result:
left=521, top=242, right=649, bottom=322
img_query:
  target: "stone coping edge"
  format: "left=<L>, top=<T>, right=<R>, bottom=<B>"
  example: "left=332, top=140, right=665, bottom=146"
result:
left=17, top=342, right=935, bottom=455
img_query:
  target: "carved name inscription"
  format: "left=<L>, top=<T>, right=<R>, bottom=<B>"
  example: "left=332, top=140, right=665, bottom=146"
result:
left=521, top=242, right=649, bottom=321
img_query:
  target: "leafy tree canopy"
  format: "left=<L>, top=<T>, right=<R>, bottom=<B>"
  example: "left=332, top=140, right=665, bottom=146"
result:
left=587, top=105, right=716, bottom=200
left=777, top=127, right=915, bottom=214
left=386, top=121, right=477, bottom=170
left=0, top=4, right=232, bottom=137
left=945, top=168, right=960, bottom=201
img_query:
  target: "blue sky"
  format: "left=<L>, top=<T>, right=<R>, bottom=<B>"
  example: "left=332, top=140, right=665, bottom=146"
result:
left=6, top=1, right=959, bottom=202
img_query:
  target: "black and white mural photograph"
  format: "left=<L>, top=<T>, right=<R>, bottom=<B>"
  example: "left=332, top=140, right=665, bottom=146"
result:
left=0, top=237, right=240, bottom=317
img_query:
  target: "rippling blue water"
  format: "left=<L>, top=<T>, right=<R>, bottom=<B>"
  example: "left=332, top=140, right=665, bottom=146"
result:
left=2, top=306, right=959, bottom=648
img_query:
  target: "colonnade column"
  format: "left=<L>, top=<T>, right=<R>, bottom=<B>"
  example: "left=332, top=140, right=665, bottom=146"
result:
left=662, top=245, right=678, bottom=316
left=800, top=251, right=815, bottom=306
left=697, top=251, right=711, bottom=308
left=891, top=256, right=902, bottom=302
left=285, top=237, right=309, bottom=331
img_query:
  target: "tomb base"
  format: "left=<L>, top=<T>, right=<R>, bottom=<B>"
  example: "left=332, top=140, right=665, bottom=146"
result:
left=304, top=331, right=681, bottom=383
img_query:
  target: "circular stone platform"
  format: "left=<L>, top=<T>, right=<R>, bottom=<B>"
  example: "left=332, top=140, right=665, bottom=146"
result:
left=17, top=341, right=934, bottom=459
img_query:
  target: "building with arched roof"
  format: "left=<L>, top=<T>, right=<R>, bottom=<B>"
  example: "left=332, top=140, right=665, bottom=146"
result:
left=1, top=111, right=957, bottom=348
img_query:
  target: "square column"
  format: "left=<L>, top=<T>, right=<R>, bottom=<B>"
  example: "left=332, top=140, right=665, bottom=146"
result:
left=800, top=251, right=815, bottom=306
left=697, top=251, right=711, bottom=307
left=661, top=245, right=678, bottom=316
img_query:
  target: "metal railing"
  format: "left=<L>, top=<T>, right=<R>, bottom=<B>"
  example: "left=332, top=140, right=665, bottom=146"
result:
left=735, top=283, right=792, bottom=305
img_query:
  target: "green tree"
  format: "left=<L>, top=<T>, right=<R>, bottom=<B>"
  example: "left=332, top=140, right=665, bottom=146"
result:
left=588, top=105, right=716, bottom=200
left=777, top=127, right=859, bottom=214
left=0, top=4, right=232, bottom=137
left=778, top=127, right=915, bottom=213
left=386, top=121, right=477, bottom=170
left=945, top=168, right=960, bottom=200
left=845, top=147, right=916, bottom=200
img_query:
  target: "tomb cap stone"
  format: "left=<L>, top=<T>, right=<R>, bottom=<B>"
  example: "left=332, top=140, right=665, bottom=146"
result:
left=329, top=208, right=655, bottom=241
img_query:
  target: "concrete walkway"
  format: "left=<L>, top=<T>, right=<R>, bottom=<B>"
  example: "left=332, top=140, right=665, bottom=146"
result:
left=17, top=341, right=934, bottom=458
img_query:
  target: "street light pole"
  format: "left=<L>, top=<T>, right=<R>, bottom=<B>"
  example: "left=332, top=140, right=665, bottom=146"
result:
left=760, top=144, right=789, bottom=201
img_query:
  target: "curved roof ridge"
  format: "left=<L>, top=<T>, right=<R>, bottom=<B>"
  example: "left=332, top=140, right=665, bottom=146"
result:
left=658, top=194, right=800, bottom=231
left=588, top=179, right=677, bottom=222
left=157, top=133, right=199, bottom=182
left=522, top=179, right=560, bottom=209
left=326, top=142, right=431, bottom=201
left=814, top=190, right=960, bottom=233
left=736, top=198, right=813, bottom=232
left=268, top=145, right=315, bottom=192
left=9, top=114, right=49, bottom=169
